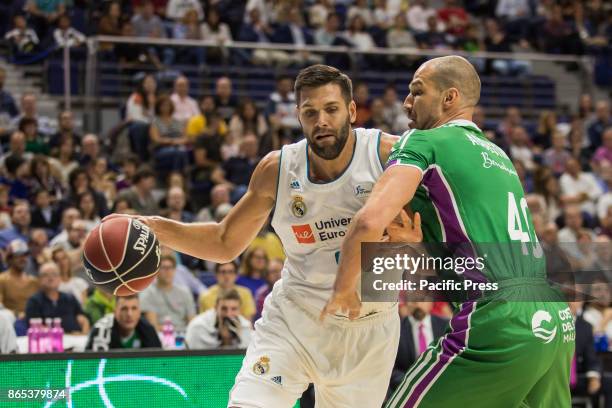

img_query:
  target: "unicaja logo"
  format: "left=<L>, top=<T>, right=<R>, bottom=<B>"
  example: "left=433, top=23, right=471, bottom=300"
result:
left=531, top=310, right=557, bottom=344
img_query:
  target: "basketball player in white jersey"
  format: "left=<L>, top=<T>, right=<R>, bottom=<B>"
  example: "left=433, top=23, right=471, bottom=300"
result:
left=119, top=65, right=421, bottom=407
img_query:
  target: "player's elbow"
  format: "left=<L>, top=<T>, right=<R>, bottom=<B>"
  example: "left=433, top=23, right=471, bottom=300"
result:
left=352, top=209, right=384, bottom=237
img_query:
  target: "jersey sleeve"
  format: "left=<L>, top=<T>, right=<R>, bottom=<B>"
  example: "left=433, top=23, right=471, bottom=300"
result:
left=386, top=130, right=434, bottom=173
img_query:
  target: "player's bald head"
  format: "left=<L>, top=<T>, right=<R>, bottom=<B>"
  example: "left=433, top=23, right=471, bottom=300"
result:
left=418, top=56, right=481, bottom=107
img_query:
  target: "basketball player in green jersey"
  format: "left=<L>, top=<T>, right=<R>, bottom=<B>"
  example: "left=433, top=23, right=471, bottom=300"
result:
left=322, top=56, right=574, bottom=407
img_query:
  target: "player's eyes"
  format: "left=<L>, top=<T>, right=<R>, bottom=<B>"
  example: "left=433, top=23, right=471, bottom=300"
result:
left=305, top=111, right=316, bottom=118
left=326, top=107, right=337, bottom=114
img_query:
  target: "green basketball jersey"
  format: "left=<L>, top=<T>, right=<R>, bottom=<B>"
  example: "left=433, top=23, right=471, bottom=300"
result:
left=387, top=120, right=546, bottom=281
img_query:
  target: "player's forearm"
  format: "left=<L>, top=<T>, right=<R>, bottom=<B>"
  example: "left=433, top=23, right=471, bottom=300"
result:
left=334, top=214, right=386, bottom=294
left=150, top=217, right=236, bottom=263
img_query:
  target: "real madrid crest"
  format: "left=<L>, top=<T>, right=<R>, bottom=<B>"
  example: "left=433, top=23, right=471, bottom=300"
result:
left=253, top=356, right=270, bottom=375
left=291, top=196, right=307, bottom=218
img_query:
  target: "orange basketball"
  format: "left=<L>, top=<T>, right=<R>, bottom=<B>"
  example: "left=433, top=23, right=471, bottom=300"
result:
left=82, top=216, right=161, bottom=296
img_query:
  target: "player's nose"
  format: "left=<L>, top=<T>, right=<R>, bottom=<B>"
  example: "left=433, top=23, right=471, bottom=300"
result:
left=403, top=94, right=413, bottom=112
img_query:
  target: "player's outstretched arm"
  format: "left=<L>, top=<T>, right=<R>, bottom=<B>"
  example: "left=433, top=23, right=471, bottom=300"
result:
left=126, top=151, right=280, bottom=263
left=321, top=165, right=422, bottom=320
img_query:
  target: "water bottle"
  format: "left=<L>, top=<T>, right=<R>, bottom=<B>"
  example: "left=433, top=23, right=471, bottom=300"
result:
left=175, top=331, right=185, bottom=350
left=162, top=317, right=175, bottom=349
left=27, top=319, right=39, bottom=354
left=52, top=318, right=64, bottom=352
left=40, top=318, right=52, bottom=353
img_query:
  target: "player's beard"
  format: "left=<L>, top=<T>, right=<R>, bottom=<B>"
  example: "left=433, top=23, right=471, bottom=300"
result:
left=308, top=118, right=351, bottom=160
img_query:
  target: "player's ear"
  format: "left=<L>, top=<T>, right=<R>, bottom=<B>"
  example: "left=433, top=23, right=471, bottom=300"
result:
left=348, top=100, right=357, bottom=124
left=443, top=88, right=459, bottom=108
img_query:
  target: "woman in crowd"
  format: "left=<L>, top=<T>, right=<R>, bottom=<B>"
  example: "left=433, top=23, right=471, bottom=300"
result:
left=149, top=95, right=190, bottom=172
left=237, top=248, right=269, bottom=297
left=53, top=246, right=88, bottom=306
left=227, top=99, right=269, bottom=160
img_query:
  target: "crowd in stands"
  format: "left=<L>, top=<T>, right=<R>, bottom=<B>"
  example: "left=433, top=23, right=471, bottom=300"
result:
left=0, top=0, right=610, bottom=72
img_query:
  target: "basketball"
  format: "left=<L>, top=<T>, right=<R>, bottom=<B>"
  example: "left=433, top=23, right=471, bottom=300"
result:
left=82, top=216, right=161, bottom=296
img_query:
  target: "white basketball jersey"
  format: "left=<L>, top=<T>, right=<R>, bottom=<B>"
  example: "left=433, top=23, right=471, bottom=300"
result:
left=272, top=128, right=394, bottom=318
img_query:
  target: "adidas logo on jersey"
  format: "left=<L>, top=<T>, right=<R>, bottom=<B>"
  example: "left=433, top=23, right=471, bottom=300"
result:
left=290, top=179, right=303, bottom=192
left=271, top=376, right=282, bottom=385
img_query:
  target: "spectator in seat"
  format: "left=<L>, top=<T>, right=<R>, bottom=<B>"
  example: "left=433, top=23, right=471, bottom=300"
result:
left=314, top=12, right=342, bottom=46
left=347, top=0, right=373, bottom=27
left=386, top=14, right=417, bottom=68
left=86, top=294, right=161, bottom=351
left=560, top=158, right=603, bottom=217
left=437, top=0, right=469, bottom=37
left=389, top=300, right=449, bottom=396
left=248, top=222, right=285, bottom=262
left=582, top=277, right=612, bottom=346
left=0, top=239, right=39, bottom=318
left=49, top=207, right=80, bottom=247
left=559, top=205, right=590, bottom=243
left=364, top=98, right=392, bottom=133
left=29, top=155, right=63, bottom=202
left=254, top=257, right=283, bottom=321
left=162, top=186, right=194, bottom=223
left=49, top=137, right=78, bottom=185
left=76, top=191, right=101, bottom=231
left=126, top=74, right=157, bottom=125
left=10, top=93, right=54, bottom=138
left=228, top=99, right=269, bottom=159
left=172, top=9, right=205, bottom=67
left=187, top=288, right=253, bottom=349
left=4, top=14, right=39, bottom=60
left=49, top=110, right=81, bottom=153
left=84, top=288, right=115, bottom=326
left=237, top=247, right=268, bottom=296
left=200, top=7, right=232, bottom=64
left=19, top=118, right=48, bottom=155
left=266, top=75, right=300, bottom=140
left=417, top=15, right=451, bottom=50
left=170, top=76, right=200, bottom=127
left=131, top=0, right=173, bottom=67
left=344, top=15, right=375, bottom=52
left=25, top=261, right=89, bottom=334
left=0, top=68, right=18, bottom=135
left=186, top=95, right=229, bottom=141
left=407, top=0, right=439, bottom=33
left=52, top=246, right=88, bottom=306
left=149, top=95, right=190, bottom=174
left=382, top=85, right=410, bottom=134
left=196, top=184, right=231, bottom=222
left=117, top=167, right=159, bottom=216
left=568, top=300, right=605, bottom=405
left=533, top=110, right=557, bottom=150
left=166, top=0, right=204, bottom=22
left=508, top=126, right=536, bottom=171
left=97, top=1, right=122, bottom=49
left=353, top=82, right=371, bottom=128
left=53, top=14, right=86, bottom=50
left=588, top=101, right=611, bottom=150
left=199, top=260, right=255, bottom=320
left=139, top=255, right=196, bottom=332
left=594, top=128, right=612, bottom=166
left=543, top=131, right=572, bottom=176
left=218, top=134, right=260, bottom=203
left=24, top=228, right=48, bottom=277
left=0, top=201, right=31, bottom=250
left=1, top=155, right=30, bottom=201
left=214, top=77, right=239, bottom=123
left=78, top=133, right=100, bottom=166
left=63, top=168, right=109, bottom=218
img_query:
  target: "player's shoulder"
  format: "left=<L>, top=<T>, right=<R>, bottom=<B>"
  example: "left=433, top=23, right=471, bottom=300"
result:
left=250, top=150, right=282, bottom=197
left=378, top=131, right=401, bottom=163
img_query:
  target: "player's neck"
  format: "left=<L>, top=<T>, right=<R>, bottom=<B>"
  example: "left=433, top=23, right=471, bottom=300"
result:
left=308, top=130, right=356, bottom=182
left=432, top=109, right=474, bottom=129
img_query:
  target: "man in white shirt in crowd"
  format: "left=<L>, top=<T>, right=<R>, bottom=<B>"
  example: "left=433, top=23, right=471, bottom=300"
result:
left=186, top=288, right=253, bottom=350
left=170, top=75, right=200, bottom=127
left=560, top=158, right=603, bottom=217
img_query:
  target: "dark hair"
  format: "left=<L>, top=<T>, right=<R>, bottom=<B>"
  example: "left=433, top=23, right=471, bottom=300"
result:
left=217, top=288, right=241, bottom=305
left=68, top=168, right=90, bottom=190
left=30, top=155, right=50, bottom=180
left=294, top=64, right=353, bottom=105
left=77, top=191, right=98, bottom=220
left=215, top=260, right=238, bottom=274
left=135, top=75, right=156, bottom=110
left=4, top=155, right=25, bottom=175
left=132, top=167, right=155, bottom=184
left=18, top=117, right=37, bottom=133
left=155, top=94, right=174, bottom=116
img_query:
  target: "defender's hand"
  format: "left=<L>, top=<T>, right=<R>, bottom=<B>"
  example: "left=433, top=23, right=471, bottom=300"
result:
left=386, top=210, right=422, bottom=243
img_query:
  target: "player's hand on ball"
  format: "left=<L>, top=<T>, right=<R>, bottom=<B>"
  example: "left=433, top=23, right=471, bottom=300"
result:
left=320, top=290, right=361, bottom=322
left=386, top=209, right=422, bottom=242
